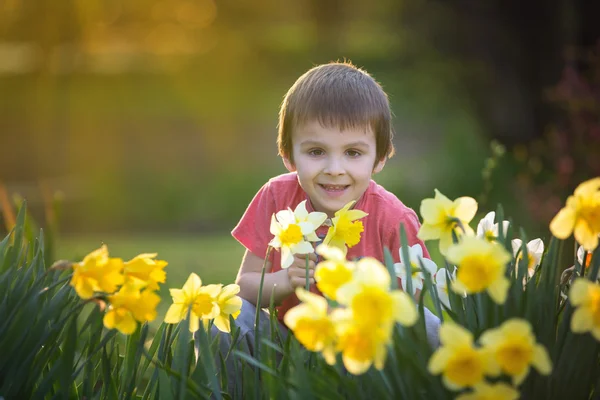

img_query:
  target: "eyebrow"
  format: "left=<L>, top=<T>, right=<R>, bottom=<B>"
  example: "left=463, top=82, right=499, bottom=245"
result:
left=299, top=140, right=371, bottom=148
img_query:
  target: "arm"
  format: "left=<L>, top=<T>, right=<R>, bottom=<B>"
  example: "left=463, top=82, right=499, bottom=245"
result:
left=235, top=250, right=317, bottom=308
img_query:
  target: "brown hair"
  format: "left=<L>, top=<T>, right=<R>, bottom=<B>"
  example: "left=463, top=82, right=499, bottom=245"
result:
left=277, top=61, right=395, bottom=165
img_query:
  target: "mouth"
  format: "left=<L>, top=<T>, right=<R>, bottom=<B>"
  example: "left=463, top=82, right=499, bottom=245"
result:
left=318, top=184, right=350, bottom=192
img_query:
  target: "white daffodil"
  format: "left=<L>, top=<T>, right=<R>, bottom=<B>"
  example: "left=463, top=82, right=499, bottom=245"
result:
left=577, top=245, right=588, bottom=267
left=476, top=211, right=510, bottom=242
left=291, top=200, right=328, bottom=241
left=511, top=238, right=544, bottom=280
left=434, top=267, right=464, bottom=310
left=577, top=245, right=599, bottom=280
left=269, top=200, right=327, bottom=269
left=434, top=268, right=452, bottom=309
left=394, top=244, right=438, bottom=294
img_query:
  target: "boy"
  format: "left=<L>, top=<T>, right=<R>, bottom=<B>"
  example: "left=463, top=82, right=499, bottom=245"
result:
left=231, top=61, right=440, bottom=348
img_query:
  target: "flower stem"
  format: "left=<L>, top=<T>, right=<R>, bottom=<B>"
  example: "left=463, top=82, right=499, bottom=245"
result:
left=305, top=254, right=310, bottom=291
left=254, top=246, right=272, bottom=399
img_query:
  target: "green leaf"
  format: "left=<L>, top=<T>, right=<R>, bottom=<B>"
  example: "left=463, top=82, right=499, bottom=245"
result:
left=59, top=316, right=77, bottom=398
left=195, top=316, right=222, bottom=400
left=383, top=247, right=398, bottom=290
left=399, top=224, right=413, bottom=297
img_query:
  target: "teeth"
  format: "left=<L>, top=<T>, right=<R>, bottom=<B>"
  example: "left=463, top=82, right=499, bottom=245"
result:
left=322, top=184, right=346, bottom=190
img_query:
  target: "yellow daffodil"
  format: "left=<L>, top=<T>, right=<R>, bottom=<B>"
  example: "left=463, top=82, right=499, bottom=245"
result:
left=314, top=244, right=355, bottom=301
left=103, top=284, right=161, bottom=335
left=323, top=200, right=368, bottom=254
left=428, top=323, right=499, bottom=390
left=337, top=257, right=418, bottom=328
left=446, top=236, right=512, bottom=304
left=511, top=239, right=544, bottom=281
left=418, top=189, right=478, bottom=256
left=330, top=308, right=391, bottom=375
left=456, top=381, right=520, bottom=400
left=213, top=284, right=243, bottom=333
left=479, top=319, right=552, bottom=385
left=123, top=253, right=167, bottom=290
left=269, top=200, right=327, bottom=268
left=70, top=245, right=125, bottom=299
left=550, top=177, right=600, bottom=251
left=394, top=243, right=438, bottom=294
left=476, top=211, right=510, bottom=242
left=164, top=273, right=222, bottom=333
left=569, top=278, right=600, bottom=341
left=284, top=288, right=337, bottom=364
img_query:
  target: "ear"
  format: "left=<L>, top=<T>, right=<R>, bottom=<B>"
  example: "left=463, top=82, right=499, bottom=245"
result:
left=372, top=158, right=386, bottom=174
left=282, top=156, right=296, bottom=172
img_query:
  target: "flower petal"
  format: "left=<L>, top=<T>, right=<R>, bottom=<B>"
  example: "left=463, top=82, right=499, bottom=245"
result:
left=549, top=207, right=576, bottom=239
left=164, top=304, right=186, bottom=324
left=532, top=344, right=552, bottom=375
left=487, top=277, right=510, bottom=304
left=454, top=196, right=478, bottom=222
left=570, top=307, right=592, bottom=333
left=281, top=246, right=294, bottom=269
left=294, top=200, right=309, bottom=220
left=417, top=223, right=442, bottom=241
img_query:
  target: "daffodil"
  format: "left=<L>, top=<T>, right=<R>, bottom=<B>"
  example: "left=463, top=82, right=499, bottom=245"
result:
left=456, top=382, right=520, bottom=400
left=284, top=288, right=337, bottom=364
left=70, top=245, right=125, bottom=299
left=337, top=257, right=417, bottom=328
left=269, top=200, right=327, bottom=268
left=394, top=243, right=438, bottom=294
left=164, top=273, right=222, bottom=333
left=292, top=200, right=328, bottom=241
left=577, top=245, right=593, bottom=270
left=330, top=307, right=391, bottom=375
left=569, top=278, right=600, bottom=341
left=103, top=283, right=161, bottom=335
left=511, top=238, right=544, bottom=281
left=213, top=284, right=243, bottom=333
left=476, top=211, right=510, bottom=242
left=479, top=319, right=552, bottom=385
left=418, top=189, right=478, bottom=256
left=323, top=200, right=368, bottom=253
left=314, top=244, right=355, bottom=301
left=428, top=323, right=499, bottom=390
left=550, top=177, right=600, bottom=251
left=434, top=267, right=460, bottom=310
left=123, top=253, right=167, bottom=290
left=446, top=236, right=512, bottom=304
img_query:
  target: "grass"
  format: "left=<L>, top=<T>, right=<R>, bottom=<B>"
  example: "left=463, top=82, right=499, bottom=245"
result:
left=57, top=233, right=245, bottom=320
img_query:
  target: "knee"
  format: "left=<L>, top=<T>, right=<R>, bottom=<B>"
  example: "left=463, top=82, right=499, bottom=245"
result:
left=422, top=307, right=441, bottom=349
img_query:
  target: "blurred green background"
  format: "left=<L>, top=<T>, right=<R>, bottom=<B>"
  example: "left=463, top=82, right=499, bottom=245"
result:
left=1, top=0, right=599, bottom=295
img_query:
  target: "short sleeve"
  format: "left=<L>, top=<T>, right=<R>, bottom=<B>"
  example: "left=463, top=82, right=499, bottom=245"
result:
left=386, top=208, right=431, bottom=263
left=231, top=181, right=276, bottom=260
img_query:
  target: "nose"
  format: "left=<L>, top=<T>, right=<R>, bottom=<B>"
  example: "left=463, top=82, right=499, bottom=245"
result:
left=324, top=156, right=345, bottom=176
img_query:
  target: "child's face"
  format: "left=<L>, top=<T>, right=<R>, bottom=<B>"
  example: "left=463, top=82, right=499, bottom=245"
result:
left=283, top=120, right=385, bottom=217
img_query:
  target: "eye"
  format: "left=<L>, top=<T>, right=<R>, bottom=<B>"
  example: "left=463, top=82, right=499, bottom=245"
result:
left=346, top=149, right=362, bottom=158
left=308, top=149, right=324, bottom=156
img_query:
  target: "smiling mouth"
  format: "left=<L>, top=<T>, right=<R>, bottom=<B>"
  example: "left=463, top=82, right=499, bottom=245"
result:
left=319, top=184, right=350, bottom=191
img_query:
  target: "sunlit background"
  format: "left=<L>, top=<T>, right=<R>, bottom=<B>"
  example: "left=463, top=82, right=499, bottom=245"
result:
left=1, top=0, right=599, bottom=296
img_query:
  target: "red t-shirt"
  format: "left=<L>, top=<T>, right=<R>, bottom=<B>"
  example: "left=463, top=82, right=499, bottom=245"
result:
left=232, top=172, right=430, bottom=320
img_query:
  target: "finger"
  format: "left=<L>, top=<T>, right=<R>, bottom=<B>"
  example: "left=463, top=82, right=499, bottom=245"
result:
left=288, top=266, right=315, bottom=278
left=291, top=257, right=316, bottom=270
left=290, top=277, right=315, bottom=289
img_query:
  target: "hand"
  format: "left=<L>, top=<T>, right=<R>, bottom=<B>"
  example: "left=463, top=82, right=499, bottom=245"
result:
left=285, top=252, right=318, bottom=291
